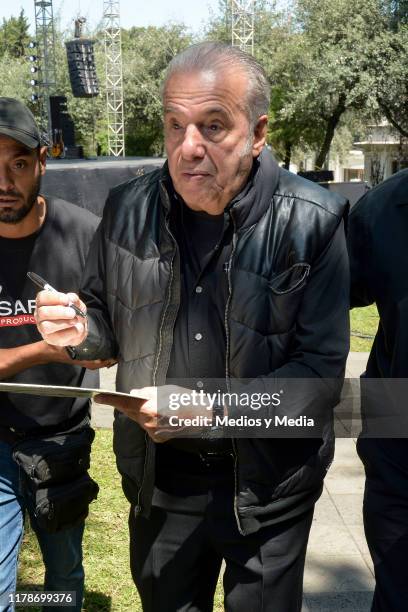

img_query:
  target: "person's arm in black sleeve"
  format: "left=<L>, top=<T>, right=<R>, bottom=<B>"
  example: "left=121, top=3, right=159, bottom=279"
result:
left=347, top=198, right=375, bottom=309
left=73, top=205, right=119, bottom=361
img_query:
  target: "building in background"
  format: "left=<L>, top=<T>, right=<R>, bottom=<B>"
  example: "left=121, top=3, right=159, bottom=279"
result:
left=354, top=121, right=408, bottom=186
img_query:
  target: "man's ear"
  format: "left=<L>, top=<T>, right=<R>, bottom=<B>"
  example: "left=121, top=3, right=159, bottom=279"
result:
left=252, top=115, right=268, bottom=158
left=39, top=146, right=47, bottom=176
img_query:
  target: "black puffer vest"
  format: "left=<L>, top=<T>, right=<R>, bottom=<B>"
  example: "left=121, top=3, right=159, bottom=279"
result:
left=79, top=149, right=349, bottom=534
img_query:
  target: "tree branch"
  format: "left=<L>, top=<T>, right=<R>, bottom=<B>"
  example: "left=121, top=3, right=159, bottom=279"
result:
left=377, top=98, right=408, bottom=138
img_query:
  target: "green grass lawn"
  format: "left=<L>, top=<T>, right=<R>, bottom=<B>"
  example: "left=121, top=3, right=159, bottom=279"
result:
left=17, top=306, right=379, bottom=610
left=350, top=304, right=379, bottom=352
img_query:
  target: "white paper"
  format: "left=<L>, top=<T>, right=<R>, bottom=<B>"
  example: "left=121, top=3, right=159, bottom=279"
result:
left=0, top=382, right=136, bottom=400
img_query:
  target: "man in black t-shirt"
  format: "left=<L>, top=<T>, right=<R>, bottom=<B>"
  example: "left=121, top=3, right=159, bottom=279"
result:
left=0, top=98, right=113, bottom=611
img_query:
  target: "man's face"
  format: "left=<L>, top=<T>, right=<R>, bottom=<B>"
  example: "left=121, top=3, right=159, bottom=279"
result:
left=0, top=134, right=46, bottom=225
left=163, top=68, right=267, bottom=215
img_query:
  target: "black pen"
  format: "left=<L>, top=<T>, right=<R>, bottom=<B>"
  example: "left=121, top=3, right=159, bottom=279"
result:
left=27, top=271, right=87, bottom=319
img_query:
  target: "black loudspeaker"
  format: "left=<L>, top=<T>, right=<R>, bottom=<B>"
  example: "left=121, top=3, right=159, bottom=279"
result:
left=65, top=39, right=99, bottom=98
left=49, top=95, right=75, bottom=148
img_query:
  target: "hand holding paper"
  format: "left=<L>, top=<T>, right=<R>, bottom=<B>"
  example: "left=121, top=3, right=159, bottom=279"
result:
left=95, top=385, right=211, bottom=442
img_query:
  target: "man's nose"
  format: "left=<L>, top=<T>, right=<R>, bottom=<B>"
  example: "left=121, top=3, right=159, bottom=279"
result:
left=0, top=166, right=14, bottom=191
left=180, top=125, right=205, bottom=159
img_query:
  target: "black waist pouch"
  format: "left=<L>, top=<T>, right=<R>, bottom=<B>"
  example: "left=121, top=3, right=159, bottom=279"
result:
left=12, top=427, right=99, bottom=533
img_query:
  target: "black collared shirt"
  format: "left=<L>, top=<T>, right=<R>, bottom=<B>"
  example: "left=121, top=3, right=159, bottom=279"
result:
left=165, top=198, right=233, bottom=452
left=166, top=199, right=231, bottom=385
left=165, top=163, right=257, bottom=387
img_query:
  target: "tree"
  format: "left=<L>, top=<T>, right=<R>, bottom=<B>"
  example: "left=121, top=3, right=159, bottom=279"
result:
left=0, top=10, right=30, bottom=58
left=274, top=0, right=393, bottom=170
left=372, top=25, right=408, bottom=138
left=205, top=1, right=305, bottom=167
left=120, top=24, right=193, bottom=155
left=0, top=52, right=31, bottom=100
left=384, top=0, right=408, bottom=28
left=205, top=1, right=394, bottom=170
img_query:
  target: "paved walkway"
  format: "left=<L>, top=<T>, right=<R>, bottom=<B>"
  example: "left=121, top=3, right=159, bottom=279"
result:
left=92, top=353, right=374, bottom=611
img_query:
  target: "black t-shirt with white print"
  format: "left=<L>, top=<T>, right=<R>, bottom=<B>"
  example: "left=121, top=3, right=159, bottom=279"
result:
left=0, top=196, right=99, bottom=431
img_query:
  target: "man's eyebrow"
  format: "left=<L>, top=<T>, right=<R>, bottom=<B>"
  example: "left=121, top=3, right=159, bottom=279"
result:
left=164, top=105, right=230, bottom=118
left=205, top=107, right=229, bottom=117
left=12, top=146, right=33, bottom=157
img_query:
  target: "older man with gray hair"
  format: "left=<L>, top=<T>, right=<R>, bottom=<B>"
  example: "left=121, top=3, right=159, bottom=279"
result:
left=35, top=42, right=349, bottom=611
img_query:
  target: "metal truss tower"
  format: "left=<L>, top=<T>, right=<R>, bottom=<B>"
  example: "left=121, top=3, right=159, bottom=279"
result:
left=34, top=0, right=57, bottom=143
left=230, top=0, right=255, bottom=55
left=103, top=1, right=125, bottom=157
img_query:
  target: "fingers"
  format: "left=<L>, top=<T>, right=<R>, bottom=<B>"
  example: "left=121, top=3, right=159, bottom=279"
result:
left=35, top=290, right=87, bottom=346
left=36, top=307, right=77, bottom=331
left=94, top=393, right=127, bottom=408
left=94, top=394, right=162, bottom=436
left=74, top=358, right=117, bottom=370
left=94, top=394, right=145, bottom=413
left=36, top=289, right=71, bottom=307
left=66, top=292, right=85, bottom=308
left=36, top=318, right=87, bottom=347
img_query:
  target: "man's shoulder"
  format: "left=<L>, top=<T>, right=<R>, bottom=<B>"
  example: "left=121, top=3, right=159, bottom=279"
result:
left=95, top=167, right=163, bottom=232
left=46, top=195, right=100, bottom=233
left=350, top=169, right=408, bottom=222
left=107, top=166, right=163, bottom=204
left=275, top=168, right=348, bottom=220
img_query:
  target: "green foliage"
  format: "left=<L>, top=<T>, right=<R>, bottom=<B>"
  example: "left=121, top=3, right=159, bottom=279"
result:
left=121, top=24, right=193, bottom=155
left=0, top=10, right=30, bottom=59
left=372, top=25, right=408, bottom=137
left=1, top=2, right=407, bottom=161
left=0, top=52, right=32, bottom=102
left=267, top=0, right=391, bottom=168
left=383, top=0, right=408, bottom=28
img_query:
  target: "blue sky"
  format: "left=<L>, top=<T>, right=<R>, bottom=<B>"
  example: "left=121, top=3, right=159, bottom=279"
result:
left=1, top=1, right=221, bottom=34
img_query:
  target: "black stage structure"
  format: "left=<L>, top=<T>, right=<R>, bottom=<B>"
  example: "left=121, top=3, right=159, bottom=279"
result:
left=42, top=157, right=165, bottom=217
left=42, top=157, right=369, bottom=218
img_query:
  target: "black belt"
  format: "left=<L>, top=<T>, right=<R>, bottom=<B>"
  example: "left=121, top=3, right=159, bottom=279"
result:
left=197, top=450, right=234, bottom=468
left=158, top=442, right=233, bottom=465
left=0, top=411, right=90, bottom=447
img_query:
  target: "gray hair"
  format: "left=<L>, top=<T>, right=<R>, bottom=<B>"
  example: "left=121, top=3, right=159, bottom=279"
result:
left=162, top=42, right=270, bottom=127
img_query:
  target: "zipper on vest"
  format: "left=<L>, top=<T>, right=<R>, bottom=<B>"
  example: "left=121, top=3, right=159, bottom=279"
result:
left=223, top=211, right=244, bottom=536
left=136, top=186, right=179, bottom=516
left=134, top=431, right=149, bottom=515
left=152, top=240, right=175, bottom=386
left=152, top=195, right=179, bottom=386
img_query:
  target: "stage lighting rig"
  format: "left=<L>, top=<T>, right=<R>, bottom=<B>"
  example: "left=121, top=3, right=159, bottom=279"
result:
left=31, top=0, right=57, bottom=145
left=103, top=1, right=125, bottom=156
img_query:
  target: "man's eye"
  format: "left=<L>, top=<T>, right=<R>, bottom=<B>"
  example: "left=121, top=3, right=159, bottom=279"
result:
left=208, top=124, right=221, bottom=132
left=14, top=161, right=26, bottom=169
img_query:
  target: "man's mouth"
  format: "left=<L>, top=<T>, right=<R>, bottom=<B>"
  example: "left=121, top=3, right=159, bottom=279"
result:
left=0, top=195, right=20, bottom=204
left=181, top=171, right=211, bottom=179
